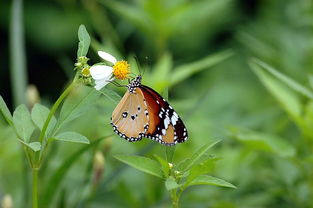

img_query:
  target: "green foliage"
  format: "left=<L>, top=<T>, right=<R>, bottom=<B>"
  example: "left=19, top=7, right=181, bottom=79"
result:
left=13, top=104, right=35, bottom=142
left=53, top=132, right=89, bottom=144
left=230, top=127, right=295, bottom=158
left=55, top=85, right=100, bottom=134
left=3, top=1, right=313, bottom=207
left=0, top=95, right=13, bottom=126
left=77, top=25, right=91, bottom=58
left=41, top=138, right=105, bottom=206
left=31, top=104, right=56, bottom=136
left=188, top=175, right=236, bottom=188
left=114, top=154, right=163, bottom=178
left=114, top=141, right=236, bottom=206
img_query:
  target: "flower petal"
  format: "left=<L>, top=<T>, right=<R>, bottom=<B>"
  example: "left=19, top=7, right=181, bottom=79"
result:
left=98, top=51, right=117, bottom=64
left=89, top=65, right=113, bottom=80
left=94, top=78, right=113, bottom=90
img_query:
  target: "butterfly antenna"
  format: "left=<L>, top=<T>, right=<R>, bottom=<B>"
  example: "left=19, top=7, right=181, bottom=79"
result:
left=134, top=56, right=143, bottom=76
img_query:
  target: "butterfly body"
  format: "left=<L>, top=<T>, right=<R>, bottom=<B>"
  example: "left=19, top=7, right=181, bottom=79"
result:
left=111, top=76, right=188, bottom=145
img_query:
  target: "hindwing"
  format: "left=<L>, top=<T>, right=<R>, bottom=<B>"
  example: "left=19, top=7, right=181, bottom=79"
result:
left=139, top=85, right=188, bottom=145
left=111, top=88, right=149, bottom=142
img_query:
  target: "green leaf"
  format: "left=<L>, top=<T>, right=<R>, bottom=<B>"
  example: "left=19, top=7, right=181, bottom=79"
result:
left=53, top=132, right=90, bottom=144
left=189, top=175, right=236, bottom=189
left=13, top=104, right=35, bottom=142
left=250, top=61, right=302, bottom=122
left=170, top=50, right=233, bottom=86
left=253, top=59, right=313, bottom=100
left=230, top=127, right=295, bottom=158
left=99, top=87, right=122, bottom=104
left=56, top=85, right=100, bottom=133
left=31, top=103, right=56, bottom=136
left=77, top=25, right=91, bottom=57
left=0, top=95, right=13, bottom=126
left=184, top=157, right=218, bottom=188
left=154, top=155, right=170, bottom=177
left=165, top=176, right=180, bottom=191
left=179, top=140, right=220, bottom=172
left=41, top=138, right=105, bottom=206
left=19, top=140, right=41, bottom=152
left=114, top=154, right=163, bottom=178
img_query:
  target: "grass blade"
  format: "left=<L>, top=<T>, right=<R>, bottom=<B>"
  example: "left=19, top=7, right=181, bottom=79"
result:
left=252, top=58, right=313, bottom=100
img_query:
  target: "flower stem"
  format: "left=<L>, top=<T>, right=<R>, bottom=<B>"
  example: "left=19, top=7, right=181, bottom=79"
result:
left=38, top=81, right=76, bottom=144
left=32, top=168, right=38, bottom=208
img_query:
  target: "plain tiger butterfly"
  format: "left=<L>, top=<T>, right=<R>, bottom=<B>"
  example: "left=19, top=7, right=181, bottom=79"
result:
left=111, top=76, right=188, bottom=145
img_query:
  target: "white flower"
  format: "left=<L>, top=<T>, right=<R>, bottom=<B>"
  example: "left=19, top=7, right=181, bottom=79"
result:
left=89, top=51, right=117, bottom=90
left=89, top=51, right=131, bottom=90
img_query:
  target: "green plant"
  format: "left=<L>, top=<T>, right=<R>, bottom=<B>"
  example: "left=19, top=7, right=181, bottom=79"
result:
left=114, top=140, right=236, bottom=207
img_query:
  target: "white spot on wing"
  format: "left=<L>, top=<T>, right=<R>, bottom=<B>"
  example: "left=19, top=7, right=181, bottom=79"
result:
left=171, top=115, right=178, bottom=126
left=162, top=129, right=166, bottom=135
left=164, top=117, right=170, bottom=129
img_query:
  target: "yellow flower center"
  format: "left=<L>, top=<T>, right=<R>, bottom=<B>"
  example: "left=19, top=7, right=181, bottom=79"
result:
left=113, top=60, right=130, bottom=80
left=81, top=67, right=90, bottom=77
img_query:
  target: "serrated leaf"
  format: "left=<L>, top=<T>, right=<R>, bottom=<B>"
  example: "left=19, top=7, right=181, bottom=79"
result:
left=253, top=59, right=313, bottom=100
left=165, top=176, right=180, bottom=191
left=77, top=25, right=91, bottom=57
left=0, top=95, right=13, bottom=126
left=13, top=105, right=35, bottom=142
left=114, top=154, right=163, bottom=178
left=231, top=127, right=295, bottom=158
left=154, top=155, right=170, bottom=177
left=56, top=85, right=100, bottom=133
left=250, top=61, right=302, bottom=122
left=41, top=138, right=105, bottom=206
left=189, top=175, right=236, bottom=189
left=99, top=87, right=122, bottom=104
left=53, top=132, right=89, bottom=144
left=170, top=50, right=233, bottom=86
left=179, top=140, right=220, bottom=172
left=31, top=103, right=56, bottom=136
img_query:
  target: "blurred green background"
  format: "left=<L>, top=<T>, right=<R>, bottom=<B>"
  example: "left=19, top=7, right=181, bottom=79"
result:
left=1, top=0, right=313, bottom=207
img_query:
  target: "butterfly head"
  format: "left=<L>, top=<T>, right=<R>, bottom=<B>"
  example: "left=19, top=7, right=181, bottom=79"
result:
left=127, top=76, right=142, bottom=93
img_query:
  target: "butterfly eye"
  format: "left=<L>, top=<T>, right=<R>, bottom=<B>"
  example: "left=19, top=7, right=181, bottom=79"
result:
left=138, top=106, right=141, bottom=111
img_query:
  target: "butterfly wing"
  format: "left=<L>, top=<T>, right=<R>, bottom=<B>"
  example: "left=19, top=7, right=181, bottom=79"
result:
left=139, top=85, right=188, bottom=145
left=111, top=88, right=149, bottom=142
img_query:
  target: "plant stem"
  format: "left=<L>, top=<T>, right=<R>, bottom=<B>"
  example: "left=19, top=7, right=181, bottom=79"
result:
left=10, top=0, right=28, bottom=107
left=170, top=189, right=179, bottom=208
left=38, top=81, right=76, bottom=144
left=32, top=168, right=39, bottom=208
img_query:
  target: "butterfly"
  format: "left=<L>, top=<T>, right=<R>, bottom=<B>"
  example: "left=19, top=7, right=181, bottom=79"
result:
left=111, top=76, right=188, bottom=145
